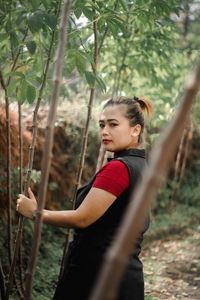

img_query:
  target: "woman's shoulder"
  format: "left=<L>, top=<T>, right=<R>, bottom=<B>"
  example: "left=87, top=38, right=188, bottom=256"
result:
left=99, top=159, right=129, bottom=174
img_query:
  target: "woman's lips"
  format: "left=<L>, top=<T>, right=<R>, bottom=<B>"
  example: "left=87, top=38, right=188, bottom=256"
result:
left=102, top=139, right=112, bottom=144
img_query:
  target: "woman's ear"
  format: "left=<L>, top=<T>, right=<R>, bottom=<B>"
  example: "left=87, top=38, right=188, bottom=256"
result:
left=131, top=124, right=141, bottom=137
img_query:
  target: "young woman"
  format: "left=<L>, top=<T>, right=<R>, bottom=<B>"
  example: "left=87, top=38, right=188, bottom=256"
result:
left=16, top=96, right=152, bottom=300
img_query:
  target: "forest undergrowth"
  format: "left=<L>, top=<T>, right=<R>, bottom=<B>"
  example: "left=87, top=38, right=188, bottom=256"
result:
left=143, top=205, right=200, bottom=300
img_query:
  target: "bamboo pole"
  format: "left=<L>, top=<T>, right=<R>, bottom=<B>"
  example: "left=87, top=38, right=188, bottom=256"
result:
left=89, top=64, right=200, bottom=300
left=23, top=1, right=71, bottom=299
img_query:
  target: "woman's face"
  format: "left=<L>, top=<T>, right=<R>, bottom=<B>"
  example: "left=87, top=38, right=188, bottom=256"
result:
left=99, top=105, right=141, bottom=152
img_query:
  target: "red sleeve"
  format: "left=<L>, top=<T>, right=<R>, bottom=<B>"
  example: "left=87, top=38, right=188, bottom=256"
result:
left=92, top=160, right=129, bottom=197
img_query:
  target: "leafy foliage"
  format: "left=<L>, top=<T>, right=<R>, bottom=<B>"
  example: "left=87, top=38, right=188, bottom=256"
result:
left=1, top=0, right=200, bottom=299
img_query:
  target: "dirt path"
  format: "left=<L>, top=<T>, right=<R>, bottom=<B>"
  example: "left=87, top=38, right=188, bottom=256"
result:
left=142, top=228, right=200, bottom=299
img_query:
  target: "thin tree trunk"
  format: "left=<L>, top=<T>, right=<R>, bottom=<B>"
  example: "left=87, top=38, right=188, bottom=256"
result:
left=24, top=1, right=71, bottom=299
left=182, top=0, right=190, bottom=37
left=96, top=145, right=106, bottom=172
left=0, top=261, right=5, bottom=300
left=112, top=35, right=129, bottom=97
left=12, top=102, right=24, bottom=300
left=0, top=71, right=13, bottom=265
left=0, top=28, right=27, bottom=298
left=179, top=117, right=193, bottom=181
left=6, top=30, right=28, bottom=87
left=170, top=113, right=193, bottom=203
left=17, top=101, right=25, bottom=296
left=73, top=6, right=98, bottom=200
left=5, top=93, right=12, bottom=264
left=5, top=4, right=60, bottom=298
left=59, top=5, right=99, bottom=277
left=89, top=63, right=200, bottom=300
left=170, top=0, right=192, bottom=204
left=170, top=129, right=187, bottom=203
left=115, top=40, right=128, bottom=96
left=174, top=129, right=186, bottom=181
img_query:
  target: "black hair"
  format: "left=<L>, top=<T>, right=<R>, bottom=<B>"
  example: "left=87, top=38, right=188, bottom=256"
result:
left=103, top=96, right=153, bottom=144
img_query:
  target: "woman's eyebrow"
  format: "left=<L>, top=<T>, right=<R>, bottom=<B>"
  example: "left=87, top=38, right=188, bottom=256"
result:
left=99, top=119, right=119, bottom=122
left=107, top=119, right=119, bottom=122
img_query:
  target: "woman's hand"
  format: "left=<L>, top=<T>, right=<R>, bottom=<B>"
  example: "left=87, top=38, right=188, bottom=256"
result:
left=16, top=187, right=38, bottom=219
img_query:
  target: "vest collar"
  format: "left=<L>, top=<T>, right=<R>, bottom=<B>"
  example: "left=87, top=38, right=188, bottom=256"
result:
left=107, top=148, right=145, bottom=162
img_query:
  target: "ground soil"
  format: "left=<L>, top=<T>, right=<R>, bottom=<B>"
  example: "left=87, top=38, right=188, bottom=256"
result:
left=142, top=228, right=200, bottom=299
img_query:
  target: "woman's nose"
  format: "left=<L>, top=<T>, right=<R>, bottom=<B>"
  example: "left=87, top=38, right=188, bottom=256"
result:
left=102, top=126, right=109, bottom=136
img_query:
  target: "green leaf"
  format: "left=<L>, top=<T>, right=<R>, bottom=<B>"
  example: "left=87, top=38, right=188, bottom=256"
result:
left=0, top=33, right=8, bottom=42
left=10, top=32, right=19, bottom=49
left=7, top=80, right=19, bottom=98
left=26, top=83, right=36, bottom=103
left=75, top=50, right=87, bottom=74
left=119, top=0, right=128, bottom=11
left=107, top=20, right=118, bottom=37
left=11, top=71, right=25, bottom=80
left=109, top=16, right=126, bottom=34
left=30, top=0, right=41, bottom=10
left=13, top=79, right=27, bottom=104
left=5, top=19, right=12, bottom=33
left=44, top=13, right=57, bottom=30
left=82, top=7, right=94, bottom=21
left=74, top=8, right=82, bottom=19
left=26, top=40, right=37, bottom=55
left=28, top=12, right=44, bottom=33
left=18, top=80, right=28, bottom=103
left=95, top=75, right=106, bottom=93
left=84, top=71, right=95, bottom=87
left=84, top=71, right=106, bottom=92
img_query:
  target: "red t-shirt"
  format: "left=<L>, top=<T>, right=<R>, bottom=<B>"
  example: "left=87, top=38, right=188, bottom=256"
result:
left=92, top=160, right=130, bottom=197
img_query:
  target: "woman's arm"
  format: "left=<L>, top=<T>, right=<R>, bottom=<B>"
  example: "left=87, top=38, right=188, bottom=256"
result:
left=16, top=187, right=117, bottom=228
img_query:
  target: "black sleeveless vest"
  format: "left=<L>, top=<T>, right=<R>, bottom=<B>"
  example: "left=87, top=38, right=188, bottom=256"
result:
left=74, top=148, right=149, bottom=256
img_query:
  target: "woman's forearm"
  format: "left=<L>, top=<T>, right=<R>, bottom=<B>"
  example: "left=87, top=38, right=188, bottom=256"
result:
left=42, top=209, right=84, bottom=228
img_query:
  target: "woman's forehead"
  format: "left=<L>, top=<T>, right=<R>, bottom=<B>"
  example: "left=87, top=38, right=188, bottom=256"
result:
left=99, top=105, right=126, bottom=120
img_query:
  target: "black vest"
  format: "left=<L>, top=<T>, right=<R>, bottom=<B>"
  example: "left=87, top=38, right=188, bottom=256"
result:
left=74, top=148, right=149, bottom=257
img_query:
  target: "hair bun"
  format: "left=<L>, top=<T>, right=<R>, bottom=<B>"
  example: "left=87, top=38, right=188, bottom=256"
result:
left=133, top=95, right=153, bottom=116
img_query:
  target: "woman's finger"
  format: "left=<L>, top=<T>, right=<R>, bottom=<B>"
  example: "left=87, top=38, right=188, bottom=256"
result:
left=17, top=198, right=22, bottom=204
left=28, top=187, right=35, bottom=199
left=16, top=203, right=20, bottom=211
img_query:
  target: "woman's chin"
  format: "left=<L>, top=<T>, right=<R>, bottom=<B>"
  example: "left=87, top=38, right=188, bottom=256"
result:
left=104, top=146, right=117, bottom=152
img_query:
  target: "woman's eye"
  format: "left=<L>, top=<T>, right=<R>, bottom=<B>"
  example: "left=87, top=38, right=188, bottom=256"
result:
left=110, top=123, right=118, bottom=127
left=99, top=123, right=104, bottom=128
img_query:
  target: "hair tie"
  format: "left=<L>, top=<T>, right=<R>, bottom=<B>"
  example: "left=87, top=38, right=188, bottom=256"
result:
left=133, top=96, right=145, bottom=109
left=133, top=96, right=139, bottom=102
